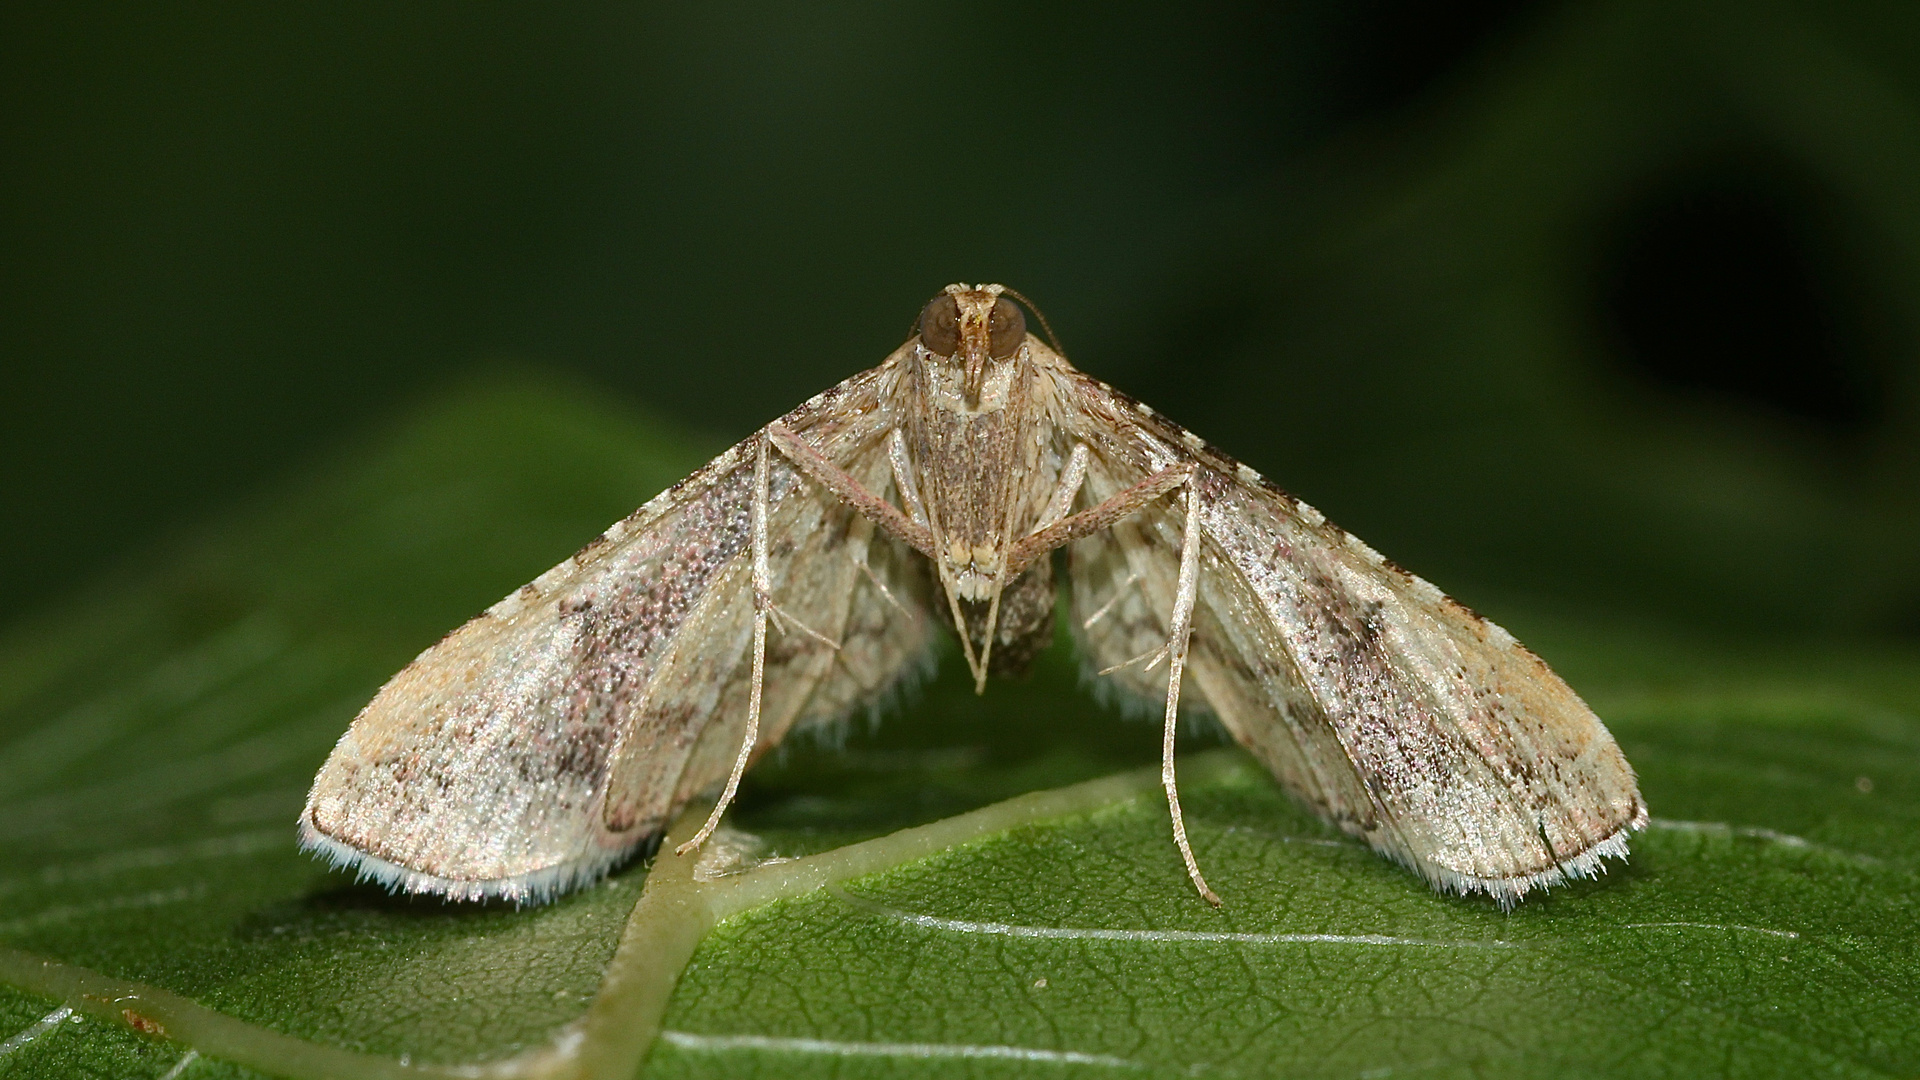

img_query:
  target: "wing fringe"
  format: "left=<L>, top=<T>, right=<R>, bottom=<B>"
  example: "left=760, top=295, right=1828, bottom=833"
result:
left=296, top=816, right=658, bottom=905
left=1411, top=807, right=1649, bottom=910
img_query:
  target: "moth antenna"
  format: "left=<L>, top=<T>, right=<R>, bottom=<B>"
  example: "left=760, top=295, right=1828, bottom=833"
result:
left=1000, top=286, right=1065, bottom=356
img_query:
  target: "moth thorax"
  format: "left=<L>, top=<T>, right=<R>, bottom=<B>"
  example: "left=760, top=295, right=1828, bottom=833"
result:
left=920, top=355, right=1019, bottom=413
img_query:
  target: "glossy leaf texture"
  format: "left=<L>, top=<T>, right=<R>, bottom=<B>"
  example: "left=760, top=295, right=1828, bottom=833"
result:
left=0, top=375, right=1915, bottom=1080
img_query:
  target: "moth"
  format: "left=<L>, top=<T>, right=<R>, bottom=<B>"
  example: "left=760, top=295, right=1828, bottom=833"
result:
left=302, top=283, right=1647, bottom=908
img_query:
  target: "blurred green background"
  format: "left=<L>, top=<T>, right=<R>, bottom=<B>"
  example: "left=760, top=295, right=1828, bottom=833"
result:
left=4, top=7, right=1919, bottom=1075
left=6, top=0, right=1919, bottom=641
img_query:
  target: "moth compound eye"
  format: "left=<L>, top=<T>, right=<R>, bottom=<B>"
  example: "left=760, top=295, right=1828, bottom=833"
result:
left=918, top=294, right=961, bottom=356
left=988, top=297, right=1027, bottom=359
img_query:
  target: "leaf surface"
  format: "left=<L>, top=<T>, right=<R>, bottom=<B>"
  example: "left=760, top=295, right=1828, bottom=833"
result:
left=0, top=375, right=1914, bottom=1080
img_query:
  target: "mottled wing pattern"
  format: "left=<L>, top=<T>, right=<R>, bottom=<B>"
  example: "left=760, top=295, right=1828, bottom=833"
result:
left=301, top=361, right=936, bottom=901
left=597, top=365, right=938, bottom=848
left=1052, top=368, right=1647, bottom=904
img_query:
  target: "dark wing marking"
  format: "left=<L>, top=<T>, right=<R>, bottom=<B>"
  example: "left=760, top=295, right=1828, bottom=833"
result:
left=1051, top=367, right=1646, bottom=904
left=301, top=361, right=936, bottom=902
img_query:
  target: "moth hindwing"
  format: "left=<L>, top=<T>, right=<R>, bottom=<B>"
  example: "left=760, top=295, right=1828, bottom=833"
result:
left=302, top=282, right=1646, bottom=907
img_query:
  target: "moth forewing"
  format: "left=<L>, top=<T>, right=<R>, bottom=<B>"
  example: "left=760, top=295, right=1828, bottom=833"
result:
left=1049, top=366, right=1646, bottom=904
left=603, top=428, right=934, bottom=837
left=1217, top=478, right=1643, bottom=900
left=301, top=363, right=935, bottom=902
left=300, top=452, right=763, bottom=902
left=1363, top=575, right=1635, bottom=855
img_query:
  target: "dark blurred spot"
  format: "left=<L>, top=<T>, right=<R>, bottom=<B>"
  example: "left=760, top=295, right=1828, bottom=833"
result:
left=1595, top=154, right=1893, bottom=443
left=1322, top=0, right=1547, bottom=121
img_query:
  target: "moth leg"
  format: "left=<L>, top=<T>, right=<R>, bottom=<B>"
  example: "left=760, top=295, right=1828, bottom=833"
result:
left=1096, top=639, right=1168, bottom=676
left=767, top=604, right=841, bottom=650
left=854, top=554, right=910, bottom=616
left=1032, top=443, right=1091, bottom=531
left=769, top=422, right=937, bottom=558
left=887, top=428, right=931, bottom=529
left=1004, top=462, right=1189, bottom=575
left=1160, top=477, right=1221, bottom=906
left=959, top=444, right=1090, bottom=684
left=991, top=452, right=1217, bottom=899
left=1081, top=568, right=1142, bottom=629
left=778, top=421, right=985, bottom=682
left=861, top=430, right=926, bottom=613
left=844, top=490, right=912, bottom=618
left=1017, top=451, right=1218, bottom=902
left=676, top=434, right=777, bottom=857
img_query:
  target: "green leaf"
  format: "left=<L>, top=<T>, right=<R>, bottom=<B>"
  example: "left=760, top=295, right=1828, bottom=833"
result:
left=1, top=374, right=1915, bottom=1080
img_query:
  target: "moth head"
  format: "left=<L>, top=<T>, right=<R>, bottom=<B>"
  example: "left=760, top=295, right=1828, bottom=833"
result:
left=917, top=284, right=1027, bottom=402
